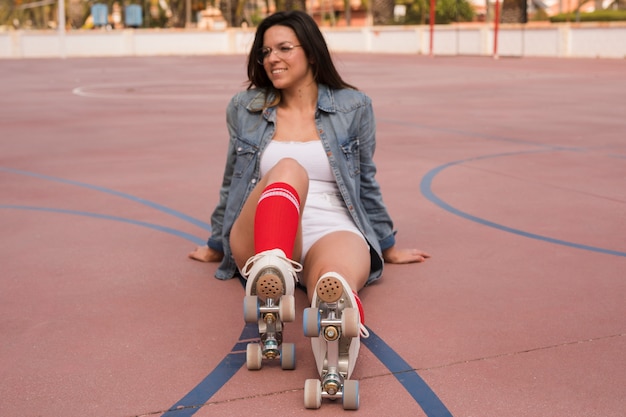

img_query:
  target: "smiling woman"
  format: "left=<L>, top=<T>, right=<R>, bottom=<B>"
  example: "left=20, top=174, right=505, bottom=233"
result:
left=187, top=10, right=430, bottom=410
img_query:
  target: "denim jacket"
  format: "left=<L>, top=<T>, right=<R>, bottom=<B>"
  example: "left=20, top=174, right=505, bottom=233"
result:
left=208, top=84, right=396, bottom=283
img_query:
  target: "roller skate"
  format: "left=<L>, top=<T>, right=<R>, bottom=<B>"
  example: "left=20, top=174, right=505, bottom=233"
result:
left=303, top=272, right=369, bottom=410
left=242, top=248, right=302, bottom=370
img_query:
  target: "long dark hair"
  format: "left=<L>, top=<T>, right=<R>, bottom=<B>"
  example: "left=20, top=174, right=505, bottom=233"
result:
left=246, top=11, right=357, bottom=94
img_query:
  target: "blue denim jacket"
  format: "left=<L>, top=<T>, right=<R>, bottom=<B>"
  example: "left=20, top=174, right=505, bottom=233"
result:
left=208, top=84, right=396, bottom=283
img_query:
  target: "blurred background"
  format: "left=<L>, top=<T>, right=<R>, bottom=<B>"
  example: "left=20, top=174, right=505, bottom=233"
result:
left=1, top=0, right=625, bottom=31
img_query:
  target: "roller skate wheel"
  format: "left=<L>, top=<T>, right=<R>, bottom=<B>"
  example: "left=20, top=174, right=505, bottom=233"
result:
left=304, top=379, right=322, bottom=409
left=243, top=295, right=260, bottom=323
left=256, top=271, right=284, bottom=299
left=246, top=343, right=263, bottom=370
left=279, top=294, right=296, bottom=322
left=303, top=307, right=321, bottom=337
left=342, top=380, right=360, bottom=410
left=316, top=276, right=343, bottom=303
left=280, top=342, right=296, bottom=370
left=342, top=307, right=360, bottom=338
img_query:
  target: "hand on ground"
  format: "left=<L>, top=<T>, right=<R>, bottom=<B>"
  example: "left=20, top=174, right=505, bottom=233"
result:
left=383, top=246, right=431, bottom=264
left=188, top=245, right=224, bottom=263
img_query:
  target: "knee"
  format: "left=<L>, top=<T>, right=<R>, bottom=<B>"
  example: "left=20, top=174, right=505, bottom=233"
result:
left=268, top=158, right=309, bottom=185
left=275, top=158, right=307, bottom=176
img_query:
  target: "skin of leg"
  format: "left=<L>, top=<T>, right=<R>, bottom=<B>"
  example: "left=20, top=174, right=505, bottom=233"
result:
left=230, top=157, right=309, bottom=270
left=302, top=231, right=371, bottom=303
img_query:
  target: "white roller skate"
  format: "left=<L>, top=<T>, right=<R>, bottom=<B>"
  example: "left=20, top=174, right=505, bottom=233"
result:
left=242, top=248, right=302, bottom=370
left=303, top=272, right=369, bottom=410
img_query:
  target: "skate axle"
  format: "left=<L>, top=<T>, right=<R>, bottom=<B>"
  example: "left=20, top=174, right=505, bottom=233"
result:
left=258, top=298, right=280, bottom=317
left=319, top=316, right=342, bottom=327
left=321, top=388, right=342, bottom=400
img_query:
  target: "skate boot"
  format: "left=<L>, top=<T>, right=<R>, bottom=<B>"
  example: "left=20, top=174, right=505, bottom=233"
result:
left=302, top=272, right=369, bottom=409
left=242, top=248, right=302, bottom=370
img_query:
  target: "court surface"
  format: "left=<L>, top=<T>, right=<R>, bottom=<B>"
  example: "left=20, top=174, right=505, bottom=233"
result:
left=1, top=54, right=625, bottom=417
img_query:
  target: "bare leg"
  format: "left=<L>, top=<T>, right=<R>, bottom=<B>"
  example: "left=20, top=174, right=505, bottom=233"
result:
left=230, top=158, right=309, bottom=270
left=302, top=231, right=371, bottom=409
left=302, top=231, right=371, bottom=301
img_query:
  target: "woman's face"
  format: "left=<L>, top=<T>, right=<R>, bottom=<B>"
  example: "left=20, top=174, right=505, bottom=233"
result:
left=261, top=25, right=313, bottom=91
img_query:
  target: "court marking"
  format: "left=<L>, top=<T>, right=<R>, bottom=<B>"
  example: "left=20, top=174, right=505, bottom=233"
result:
left=419, top=150, right=626, bottom=258
left=4, top=139, right=625, bottom=415
left=0, top=205, right=206, bottom=245
left=1, top=168, right=454, bottom=416
left=0, top=204, right=452, bottom=416
left=3, top=135, right=624, bottom=415
left=0, top=167, right=210, bottom=231
left=71, top=81, right=234, bottom=101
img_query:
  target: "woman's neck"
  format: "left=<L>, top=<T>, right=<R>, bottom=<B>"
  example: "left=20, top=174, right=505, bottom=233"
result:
left=280, top=81, right=318, bottom=112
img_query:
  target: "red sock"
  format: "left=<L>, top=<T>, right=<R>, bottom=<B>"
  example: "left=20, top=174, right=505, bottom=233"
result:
left=254, top=182, right=300, bottom=259
left=353, top=291, right=365, bottom=324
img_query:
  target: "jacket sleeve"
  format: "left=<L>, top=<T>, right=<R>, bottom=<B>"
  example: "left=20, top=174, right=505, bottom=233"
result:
left=357, top=99, right=396, bottom=251
left=207, top=94, right=239, bottom=252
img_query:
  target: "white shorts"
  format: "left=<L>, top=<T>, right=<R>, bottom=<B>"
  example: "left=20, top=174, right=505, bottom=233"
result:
left=300, top=191, right=367, bottom=263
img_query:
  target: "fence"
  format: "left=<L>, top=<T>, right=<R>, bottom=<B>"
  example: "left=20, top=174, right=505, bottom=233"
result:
left=1, top=22, right=625, bottom=59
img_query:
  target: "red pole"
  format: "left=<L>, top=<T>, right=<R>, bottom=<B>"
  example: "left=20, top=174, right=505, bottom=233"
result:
left=429, top=0, right=435, bottom=56
left=493, top=0, right=500, bottom=59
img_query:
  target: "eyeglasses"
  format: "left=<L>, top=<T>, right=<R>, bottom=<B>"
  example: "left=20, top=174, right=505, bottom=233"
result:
left=257, top=43, right=302, bottom=65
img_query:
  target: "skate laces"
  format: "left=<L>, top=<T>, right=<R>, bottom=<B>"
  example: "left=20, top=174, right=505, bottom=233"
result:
left=242, top=249, right=303, bottom=283
left=352, top=291, right=369, bottom=339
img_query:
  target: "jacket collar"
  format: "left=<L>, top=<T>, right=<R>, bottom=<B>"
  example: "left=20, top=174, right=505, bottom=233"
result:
left=246, top=84, right=336, bottom=116
left=316, top=84, right=336, bottom=113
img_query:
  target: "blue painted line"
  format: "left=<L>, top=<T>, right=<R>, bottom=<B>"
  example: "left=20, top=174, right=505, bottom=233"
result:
left=0, top=166, right=211, bottom=231
left=159, top=278, right=454, bottom=416
left=160, top=324, right=259, bottom=417
left=2, top=170, right=455, bottom=416
left=420, top=152, right=626, bottom=258
left=159, top=325, right=454, bottom=417
left=0, top=205, right=206, bottom=245
left=7, top=117, right=623, bottom=415
left=363, top=327, right=453, bottom=417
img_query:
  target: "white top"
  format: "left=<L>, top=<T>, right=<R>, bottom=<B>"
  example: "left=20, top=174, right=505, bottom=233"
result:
left=260, top=140, right=338, bottom=194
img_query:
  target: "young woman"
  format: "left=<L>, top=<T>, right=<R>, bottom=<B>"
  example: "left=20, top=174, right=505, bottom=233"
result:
left=189, top=10, right=430, bottom=409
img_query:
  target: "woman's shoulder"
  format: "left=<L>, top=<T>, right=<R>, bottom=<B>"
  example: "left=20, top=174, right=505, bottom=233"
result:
left=229, top=88, right=269, bottom=112
left=320, top=85, right=371, bottom=112
left=229, top=88, right=262, bottom=103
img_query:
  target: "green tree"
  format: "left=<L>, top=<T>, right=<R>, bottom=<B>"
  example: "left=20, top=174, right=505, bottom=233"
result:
left=397, top=0, right=474, bottom=24
left=1, top=0, right=57, bottom=29
left=372, top=0, right=395, bottom=24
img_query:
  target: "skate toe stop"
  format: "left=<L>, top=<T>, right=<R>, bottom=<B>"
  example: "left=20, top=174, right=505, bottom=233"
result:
left=316, top=276, right=343, bottom=303
left=256, top=273, right=284, bottom=299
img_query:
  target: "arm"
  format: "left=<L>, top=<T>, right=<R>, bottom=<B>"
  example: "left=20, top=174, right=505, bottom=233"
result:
left=189, top=95, right=241, bottom=263
left=358, top=100, right=430, bottom=264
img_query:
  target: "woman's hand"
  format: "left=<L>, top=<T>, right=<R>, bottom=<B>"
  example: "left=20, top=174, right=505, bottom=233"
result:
left=383, top=246, right=431, bottom=264
left=188, top=245, right=224, bottom=263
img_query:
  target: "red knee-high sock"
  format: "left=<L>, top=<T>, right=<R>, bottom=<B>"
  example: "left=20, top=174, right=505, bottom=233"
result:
left=254, top=182, right=300, bottom=259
